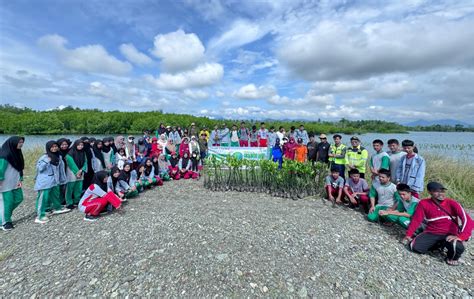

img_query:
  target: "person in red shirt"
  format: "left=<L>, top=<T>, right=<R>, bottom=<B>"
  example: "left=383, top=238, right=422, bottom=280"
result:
left=403, top=182, right=473, bottom=266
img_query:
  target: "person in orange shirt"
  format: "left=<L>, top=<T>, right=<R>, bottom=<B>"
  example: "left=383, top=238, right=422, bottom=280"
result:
left=295, top=138, right=308, bottom=163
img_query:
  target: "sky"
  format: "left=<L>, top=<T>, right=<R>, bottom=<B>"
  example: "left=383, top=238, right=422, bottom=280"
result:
left=1, top=0, right=474, bottom=123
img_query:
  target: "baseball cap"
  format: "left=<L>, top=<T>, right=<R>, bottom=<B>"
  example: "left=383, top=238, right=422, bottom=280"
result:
left=427, top=182, right=447, bottom=192
left=319, top=134, right=327, bottom=139
left=350, top=136, right=360, bottom=141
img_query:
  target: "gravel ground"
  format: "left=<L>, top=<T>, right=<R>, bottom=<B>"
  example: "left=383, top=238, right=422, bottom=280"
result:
left=1, top=180, right=473, bottom=297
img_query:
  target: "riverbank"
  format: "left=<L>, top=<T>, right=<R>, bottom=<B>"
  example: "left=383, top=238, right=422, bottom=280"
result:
left=1, top=180, right=472, bottom=297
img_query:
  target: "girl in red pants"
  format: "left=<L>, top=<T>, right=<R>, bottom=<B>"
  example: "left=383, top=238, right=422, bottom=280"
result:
left=79, top=171, right=122, bottom=221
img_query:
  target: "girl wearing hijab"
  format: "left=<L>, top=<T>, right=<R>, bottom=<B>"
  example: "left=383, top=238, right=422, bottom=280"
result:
left=157, top=134, right=167, bottom=152
left=272, top=138, right=284, bottom=169
left=136, top=138, right=148, bottom=165
left=150, top=137, right=160, bottom=157
left=91, top=139, right=106, bottom=173
left=125, top=136, right=136, bottom=163
left=189, top=136, right=200, bottom=156
left=34, top=140, right=70, bottom=224
left=117, top=163, right=139, bottom=199
left=115, top=148, right=128, bottom=170
left=102, top=137, right=115, bottom=170
left=80, top=137, right=94, bottom=191
left=283, top=137, right=297, bottom=160
left=57, top=138, right=71, bottom=205
left=135, top=164, right=148, bottom=191
left=0, top=136, right=25, bottom=231
left=151, top=156, right=168, bottom=186
left=178, top=152, right=193, bottom=179
left=165, top=139, right=175, bottom=160
left=179, top=137, right=190, bottom=158
left=169, top=127, right=182, bottom=153
left=143, top=158, right=162, bottom=187
left=78, top=171, right=122, bottom=221
left=107, top=166, right=124, bottom=200
left=154, top=154, right=170, bottom=181
left=169, top=152, right=180, bottom=180
left=114, top=136, right=126, bottom=151
left=189, top=151, right=201, bottom=179
left=65, top=140, right=88, bottom=209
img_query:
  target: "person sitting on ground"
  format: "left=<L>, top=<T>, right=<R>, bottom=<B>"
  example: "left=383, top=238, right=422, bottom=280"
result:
left=370, top=139, right=390, bottom=182
left=34, top=140, right=70, bottom=224
left=295, top=138, right=308, bottom=163
left=325, top=167, right=344, bottom=205
left=387, top=139, right=406, bottom=184
left=135, top=138, right=147, bottom=165
left=144, top=157, right=163, bottom=186
left=135, top=164, right=148, bottom=191
left=116, top=163, right=139, bottom=199
left=378, top=183, right=419, bottom=228
left=168, top=152, right=180, bottom=180
left=367, top=169, right=397, bottom=222
left=179, top=152, right=197, bottom=179
left=403, top=182, right=473, bottom=266
left=396, top=139, right=425, bottom=198
left=343, top=169, right=370, bottom=212
left=153, top=155, right=171, bottom=182
left=115, top=147, right=128, bottom=170
left=108, top=166, right=125, bottom=203
left=78, top=171, right=122, bottom=222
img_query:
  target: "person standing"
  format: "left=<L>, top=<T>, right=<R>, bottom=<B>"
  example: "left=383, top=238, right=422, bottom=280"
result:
left=387, top=139, right=406, bottom=184
left=34, top=140, right=71, bottom=224
left=65, top=140, right=88, bottom=209
left=403, top=182, right=473, bottom=266
left=345, top=136, right=369, bottom=179
left=295, top=125, right=309, bottom=145
left=370, top=139, right=390, bottom=182
left=329, top=134, right=347, bottom=179
left=257, top=122, right=269, bottom=147
left=396, top=139, right=425, bottom=198
left=210, top=125, right=220, bottom=147
left=189, top=123, right=198, bottom=138
left=238, top=122, right=250, bottom=147
left=316, top=134, right=330, bottom=164
left=219, top=124, right=230, bottom=147
left=0, top=136, right=25, bottom=231
left=306, top=134, right=318, bottom=166
left=276, top=126, right=285, bottom=143
left=230, top=124, right=240, bottom=147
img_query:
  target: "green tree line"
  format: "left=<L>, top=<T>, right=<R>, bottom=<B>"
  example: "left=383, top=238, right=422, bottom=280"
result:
left=0, top=104, right=410, bottom=135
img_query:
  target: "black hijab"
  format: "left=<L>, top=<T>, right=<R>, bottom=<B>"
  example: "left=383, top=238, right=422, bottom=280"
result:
left=110, top=136, right=118, bottom=153
left=0, top=136, right=25, bottom=176
left=92, top=170, right=108, bottom=191
left=169, top=154, right=179, bottom=167
left=180, top=152, right=190, bottom=168
left=92, top=141, right=106, bottom=168
left=143, top=158, right=153, bottom=176
left=45, top=140, right=60, bottom=166
left=152, top=157, right=160, bottom=176
left=102, top=137, right=113, bottom=153
left=110, top=166, right=120, bottom=190
left=68, top=140, right=86, bottom=169
left=57, top=138, right=71, bottom=163
left=118, top=163, right=132, bottom=182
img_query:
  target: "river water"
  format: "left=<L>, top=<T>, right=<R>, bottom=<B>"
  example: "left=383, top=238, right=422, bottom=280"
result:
left=1, top=131, right=473, bottom=162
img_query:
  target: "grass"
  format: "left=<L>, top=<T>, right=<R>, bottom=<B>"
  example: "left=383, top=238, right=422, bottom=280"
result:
left=21, top=148, right=474, bottom=209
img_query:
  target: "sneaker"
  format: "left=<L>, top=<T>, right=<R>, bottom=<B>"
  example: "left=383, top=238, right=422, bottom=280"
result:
left=2, top=222, right=14, bottom=231
left=35, top=217, right=49, bottom=224
left=66, top=204, right=75, bottom=210
left=52, top=207, right=71, bottom=215
left=83, top=215, right=98, bottom=222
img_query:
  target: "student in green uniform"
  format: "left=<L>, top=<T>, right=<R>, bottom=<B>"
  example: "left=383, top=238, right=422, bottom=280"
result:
left=65, top=140, right=88, bottom=209
left=369, top=139, right=390, bottom=183
left=34, top=140, right=71, bottom=224
left=378, top=183, right=419, bottom=228
left=367, top=169, right=397, bottom=222
left=0, top=136, right=25, bottom=231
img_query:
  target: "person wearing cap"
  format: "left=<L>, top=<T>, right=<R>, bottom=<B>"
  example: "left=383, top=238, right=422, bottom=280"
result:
left=396, top=139, right=425, bottom=198
left=199, top=126, right=210, bottom=142
left=306, top=134, right=318, bottom=166
left=189, top=123, right=198, bottom=138
left=295, top=125, right=309, bottom=145
left=403, top=182, right=473, bottom=266
left=295, top=138, right=308, bottom=163
left=345, top=136, right=369, bottom=178
left=378, top=183, right=419, bottom=228
left=316, top=134, right=330, bottom=164
left=329, top=134, right=347, bottom=179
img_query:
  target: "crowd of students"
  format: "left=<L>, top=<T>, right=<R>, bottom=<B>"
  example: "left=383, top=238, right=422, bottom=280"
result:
left=0, top=122, right=472, bottom=266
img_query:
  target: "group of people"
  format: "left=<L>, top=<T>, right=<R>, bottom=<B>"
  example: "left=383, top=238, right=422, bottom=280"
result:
left=320, top=135, right=472, bottom=266
left=1, top=124, right=472, bottom=265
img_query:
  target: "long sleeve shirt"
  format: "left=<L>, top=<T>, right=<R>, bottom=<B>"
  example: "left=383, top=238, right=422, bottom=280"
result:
left=406, top=198, right=473, bottom=241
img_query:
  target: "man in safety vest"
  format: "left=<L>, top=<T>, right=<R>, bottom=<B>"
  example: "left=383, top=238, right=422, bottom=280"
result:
left=345, top=136, right=369, bottom=179
left=329, top=134, right=347, bottom=179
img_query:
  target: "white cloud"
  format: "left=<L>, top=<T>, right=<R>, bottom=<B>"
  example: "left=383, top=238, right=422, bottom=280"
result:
left=151, top=30, right=205, bottom=72
left=183, top=89, right=209, bottom=100
left=215, top=90, right=225, bottom=97
left=38, top=34, right=132, bottom=76
left=371, top=80, right=416, bottom=99
left=119, top=43, right=153, bottom=66
left=233, top=84, right=276, bottom=99
left=313, top=80, right=371, bottom=94
left=88, top=81, right=112, bottom=98
left=267, top=91, right=335, bottom=106
left=145, top=62, right=224, bottom=90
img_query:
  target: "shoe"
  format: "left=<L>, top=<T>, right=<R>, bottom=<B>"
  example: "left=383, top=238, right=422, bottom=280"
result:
left=52, top=207, right=71, bottom=215
left=84, top=215, right=98, bottom=222
left=2, top=222, right=14, bottom=231
left=66, top=204, right=75, bottom=210
left=35, top=217, right=49, bottom=224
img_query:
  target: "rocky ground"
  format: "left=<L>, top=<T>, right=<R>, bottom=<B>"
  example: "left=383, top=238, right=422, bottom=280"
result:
left=1, top=179, right=473, bottom=297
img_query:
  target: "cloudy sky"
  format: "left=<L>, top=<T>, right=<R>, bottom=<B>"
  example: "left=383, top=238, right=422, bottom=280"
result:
left=1, top=0, right=473, bottom=122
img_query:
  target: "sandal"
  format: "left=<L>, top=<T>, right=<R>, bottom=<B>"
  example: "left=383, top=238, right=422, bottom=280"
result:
left=445, top=258, right=460, bottom=266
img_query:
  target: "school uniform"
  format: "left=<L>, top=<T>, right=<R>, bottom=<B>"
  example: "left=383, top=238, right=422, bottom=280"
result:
left=117, top=169, right=139, bottom=198
left=367, top=181, right=397, bottom=222
left=65, top=141, right=88, bottom=206
left=79, top=183, right=121, bottom=217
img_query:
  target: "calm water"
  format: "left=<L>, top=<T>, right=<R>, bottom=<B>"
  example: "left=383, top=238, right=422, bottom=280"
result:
left=1, top=132, right=473, bottom=162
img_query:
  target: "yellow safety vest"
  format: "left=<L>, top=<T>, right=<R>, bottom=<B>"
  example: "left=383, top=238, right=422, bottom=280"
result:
left=329, top=144, right=346, bottom=165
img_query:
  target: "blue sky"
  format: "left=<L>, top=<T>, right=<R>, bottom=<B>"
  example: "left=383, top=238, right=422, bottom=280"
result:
left=1, top=0, right=474, bottom=122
